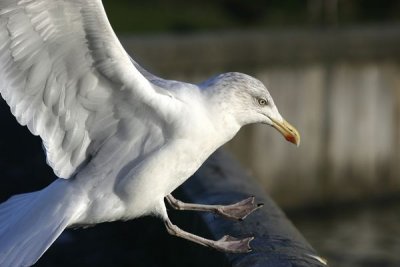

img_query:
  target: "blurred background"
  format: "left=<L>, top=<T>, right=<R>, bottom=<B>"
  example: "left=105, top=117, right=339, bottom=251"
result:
left=1, top=0, right=400, bottom=266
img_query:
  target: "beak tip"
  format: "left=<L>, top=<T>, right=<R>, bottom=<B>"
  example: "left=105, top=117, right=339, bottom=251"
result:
left=285, top=134, right=300, bottom=147
left=269, top=117, right=300, bottom=147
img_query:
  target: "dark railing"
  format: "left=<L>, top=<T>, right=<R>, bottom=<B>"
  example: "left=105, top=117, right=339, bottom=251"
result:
left=169, top=151, right=326, bottom=267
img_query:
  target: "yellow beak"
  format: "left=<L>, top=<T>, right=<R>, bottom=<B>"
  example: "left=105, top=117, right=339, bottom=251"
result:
left=270, top=117, right=301, bottom=146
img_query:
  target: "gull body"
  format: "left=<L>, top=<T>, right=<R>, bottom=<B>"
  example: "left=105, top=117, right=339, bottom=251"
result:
left=0, top=0, right=301, bottom=266
left=70, top=77, right=240, bottom=225
left=67, top=73, right=276, bottom=225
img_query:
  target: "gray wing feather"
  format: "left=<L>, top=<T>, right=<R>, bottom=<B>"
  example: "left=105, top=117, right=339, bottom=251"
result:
left=0, top=0, right=160, bottom=178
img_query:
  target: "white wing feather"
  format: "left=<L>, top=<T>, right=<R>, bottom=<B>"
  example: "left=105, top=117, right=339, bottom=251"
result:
left=0, top=0, right=166, bottom=178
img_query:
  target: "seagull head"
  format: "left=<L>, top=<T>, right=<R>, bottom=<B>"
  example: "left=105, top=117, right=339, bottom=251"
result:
left=201, top=72, right=300, bottom=146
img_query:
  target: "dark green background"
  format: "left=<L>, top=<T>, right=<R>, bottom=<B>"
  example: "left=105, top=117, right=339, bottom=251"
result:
left=102, top=0, right=400, bottom=33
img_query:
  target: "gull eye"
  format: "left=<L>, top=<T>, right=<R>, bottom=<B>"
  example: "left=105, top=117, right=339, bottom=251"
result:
left=257, top=98, right=268, bottom=106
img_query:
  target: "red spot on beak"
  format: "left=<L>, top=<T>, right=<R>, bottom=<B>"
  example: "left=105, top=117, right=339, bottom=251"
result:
left=285, top=133, right=297, bottom=144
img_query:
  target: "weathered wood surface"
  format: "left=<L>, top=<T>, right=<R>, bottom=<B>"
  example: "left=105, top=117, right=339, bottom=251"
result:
left=121, top=25, right=400, bottom=208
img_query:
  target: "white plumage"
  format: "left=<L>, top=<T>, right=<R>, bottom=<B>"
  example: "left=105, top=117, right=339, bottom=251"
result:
left=0, top=0, right=301, bottom=266
left=0, top=0, right=170, bottom=179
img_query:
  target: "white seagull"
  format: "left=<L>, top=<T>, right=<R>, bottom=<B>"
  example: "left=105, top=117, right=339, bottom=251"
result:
left=0, top=0, right=300, bottom=266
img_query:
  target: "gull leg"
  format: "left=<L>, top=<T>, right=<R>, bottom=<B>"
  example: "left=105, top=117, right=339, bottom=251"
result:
left=166, top=194, right=263, bottom=221
left=164, top=217, right=253, bottom=253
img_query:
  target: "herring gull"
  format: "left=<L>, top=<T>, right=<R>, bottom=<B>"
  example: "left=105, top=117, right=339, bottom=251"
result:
left=0, top=0, right=300, bottom=266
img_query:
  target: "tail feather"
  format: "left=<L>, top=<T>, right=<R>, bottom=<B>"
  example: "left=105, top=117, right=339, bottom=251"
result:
left=0, top=181, right=84, bottom=267
left=0, top=193, right=37, bottom=232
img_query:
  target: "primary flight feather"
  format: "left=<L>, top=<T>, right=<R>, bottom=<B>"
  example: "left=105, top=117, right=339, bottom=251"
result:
left=0, top=0, right=300, bottom=266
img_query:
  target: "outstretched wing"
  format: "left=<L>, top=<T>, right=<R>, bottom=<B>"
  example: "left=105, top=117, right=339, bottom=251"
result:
left=0, top=0, right=167, bottom=178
